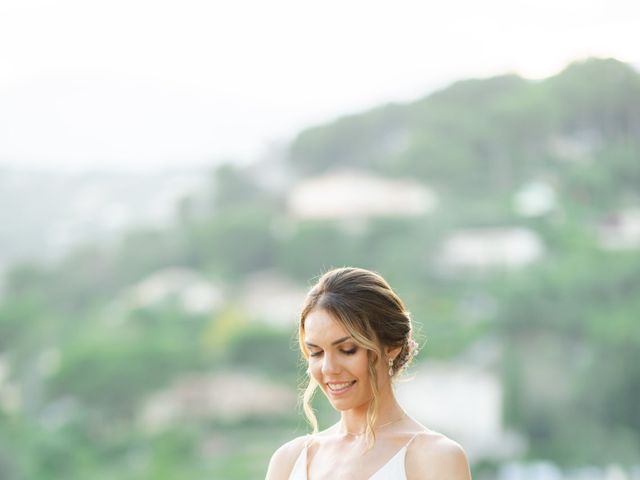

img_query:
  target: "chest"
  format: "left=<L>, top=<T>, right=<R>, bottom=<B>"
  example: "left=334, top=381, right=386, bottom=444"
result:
left=306, top=441, right=405, bottom=480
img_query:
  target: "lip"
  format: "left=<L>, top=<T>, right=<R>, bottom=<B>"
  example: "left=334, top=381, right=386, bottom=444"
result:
left=326, top=380, right=356, bottom=397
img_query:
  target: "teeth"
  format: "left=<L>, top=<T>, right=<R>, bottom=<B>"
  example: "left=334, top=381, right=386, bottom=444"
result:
left=328, top=381, right=354, bottom=391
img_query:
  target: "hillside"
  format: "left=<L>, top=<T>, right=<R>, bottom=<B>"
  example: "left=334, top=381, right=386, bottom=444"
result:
left=0, top=57, right=639, bottom=479
left=290, top=58, right=640, bottom=200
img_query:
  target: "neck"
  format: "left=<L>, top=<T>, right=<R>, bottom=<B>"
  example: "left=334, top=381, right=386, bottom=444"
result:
left=339, top=388, right=405, bottom=436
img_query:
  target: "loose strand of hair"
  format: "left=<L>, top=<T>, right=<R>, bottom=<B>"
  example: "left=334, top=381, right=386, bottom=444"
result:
left=365, top=360, right=381, bottom=451
left=302, top=378, right=319, bottom=433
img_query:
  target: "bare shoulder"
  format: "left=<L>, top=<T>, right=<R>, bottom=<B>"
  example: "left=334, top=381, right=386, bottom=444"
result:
left=265, top=435, right=308, bottom=480
left=405, top=430, right=471, bottom=480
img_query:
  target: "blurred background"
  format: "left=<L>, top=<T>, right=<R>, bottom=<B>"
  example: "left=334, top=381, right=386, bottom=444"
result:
left=1, top=1, right=639, bottom=479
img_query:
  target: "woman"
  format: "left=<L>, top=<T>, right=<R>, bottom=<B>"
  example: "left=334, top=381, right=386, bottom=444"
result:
left=266, top=267, right=472, bottom=479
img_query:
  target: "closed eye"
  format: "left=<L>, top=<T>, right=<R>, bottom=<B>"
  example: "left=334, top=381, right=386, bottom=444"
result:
left=309, top=348, right=357, bottom=358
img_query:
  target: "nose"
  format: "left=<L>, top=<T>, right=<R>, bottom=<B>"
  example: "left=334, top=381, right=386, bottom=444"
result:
left=321, top=352, right=341, bottom=376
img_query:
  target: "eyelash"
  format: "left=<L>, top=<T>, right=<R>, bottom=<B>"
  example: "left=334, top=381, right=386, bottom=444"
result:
left=309, top=348, right=357, bottom=358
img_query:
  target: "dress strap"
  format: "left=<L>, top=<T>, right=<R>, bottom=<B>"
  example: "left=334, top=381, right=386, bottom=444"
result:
left=404, top=432, right=422, bottom=449
left=303, top=434, right=313, bottom=449
left=288, top=436, right=311, bottom=480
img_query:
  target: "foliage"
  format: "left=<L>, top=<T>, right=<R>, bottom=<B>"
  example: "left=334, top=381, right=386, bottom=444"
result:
left=0, top=58, right=639, bottom=478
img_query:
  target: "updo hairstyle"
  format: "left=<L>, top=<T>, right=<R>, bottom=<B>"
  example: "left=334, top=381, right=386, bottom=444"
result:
left=298, top=267, right=418, bottom=445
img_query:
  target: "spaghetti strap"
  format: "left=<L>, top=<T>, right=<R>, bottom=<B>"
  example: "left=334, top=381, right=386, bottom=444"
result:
left=291, top=432, right=421, bottom=480
left=404, top=432, right=421, bottom=449
left=368, top=433, right=422, bottom=480
left=288, top=435, right=311, bottom=480
left=304, top=434, right=313, bottom=448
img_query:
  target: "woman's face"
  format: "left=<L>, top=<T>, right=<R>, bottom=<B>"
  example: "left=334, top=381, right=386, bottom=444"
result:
left=304, top=308, right=387, bottom=412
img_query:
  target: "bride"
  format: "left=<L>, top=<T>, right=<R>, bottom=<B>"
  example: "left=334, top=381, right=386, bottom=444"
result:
left=266, top=267, right=472, bottom=479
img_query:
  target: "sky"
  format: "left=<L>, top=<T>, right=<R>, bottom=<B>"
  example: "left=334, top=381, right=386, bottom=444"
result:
left=0, top=0, right=638, bottom=172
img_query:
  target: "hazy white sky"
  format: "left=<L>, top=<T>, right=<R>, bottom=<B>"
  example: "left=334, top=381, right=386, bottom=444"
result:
left=0, top=0, right=638, bottom=172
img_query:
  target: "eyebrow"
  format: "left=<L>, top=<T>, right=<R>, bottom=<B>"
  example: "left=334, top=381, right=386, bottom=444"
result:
left=305, top=336, right=352, bottom=348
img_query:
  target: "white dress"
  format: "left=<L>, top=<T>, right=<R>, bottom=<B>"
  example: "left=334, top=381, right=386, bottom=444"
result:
left=288, top=434, right=419, bottom=480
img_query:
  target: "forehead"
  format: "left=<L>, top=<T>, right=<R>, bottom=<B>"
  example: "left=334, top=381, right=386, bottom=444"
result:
left=304, top=309, right=349, bottom=343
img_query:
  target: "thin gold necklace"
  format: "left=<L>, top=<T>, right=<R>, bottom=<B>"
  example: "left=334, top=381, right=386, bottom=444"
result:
left=341, top=415, right=406, bottom=437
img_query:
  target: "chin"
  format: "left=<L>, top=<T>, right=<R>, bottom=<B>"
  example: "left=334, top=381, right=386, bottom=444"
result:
left=328, top=398, right=352, bottom=410
left=323, top=391, right=370, bottom=412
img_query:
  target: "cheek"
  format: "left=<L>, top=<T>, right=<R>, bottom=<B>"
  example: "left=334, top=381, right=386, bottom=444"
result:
left=308, top=359, right=323, bottom=383
left=352, top=351, right=371, bottom=380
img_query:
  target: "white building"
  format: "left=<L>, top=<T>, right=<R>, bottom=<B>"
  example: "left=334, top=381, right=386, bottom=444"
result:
left=126, top=267, right=223, bottom=314
left=396, top=361, right=525, bottom=461
left=140, top=371, right=296, bottom=432
left=439, top=227, right=544, bottom=270
left=597, top=208, right=640, bottom=250
left=548, top=130, right=601, bottom=163
left=241, top=270, right=308, bottom=327
left=287, top=169, right=437, bottom=220
left=513, top=181, right=557, bottom=217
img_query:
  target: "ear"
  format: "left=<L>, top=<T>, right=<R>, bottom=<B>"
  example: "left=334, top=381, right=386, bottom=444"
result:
left=384, top=345, right=402, bottom=361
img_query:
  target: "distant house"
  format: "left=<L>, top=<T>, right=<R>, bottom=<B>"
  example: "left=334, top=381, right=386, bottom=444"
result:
left=287, top=169, right=437, bottom=220
left=396, top=361, right=525, bottom=461
left=126, top=267, right=223, bottom=314
left=548, top=130, right=601, bottom=162
left=513, top=180, right=556, bottom=217
left=139, top=371, right=296, bottom=432
left=439, top=227, right=544, bottom=270
left=240, top=270, right=307, bottom=327
left=597, top=208, right=640, bottom=250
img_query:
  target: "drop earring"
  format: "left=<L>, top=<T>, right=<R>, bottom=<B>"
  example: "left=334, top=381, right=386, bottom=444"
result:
left=388, top=358, right=394, bottom=376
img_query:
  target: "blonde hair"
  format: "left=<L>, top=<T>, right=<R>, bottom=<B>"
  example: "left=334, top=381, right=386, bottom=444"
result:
left=298, top=267, right=418, bottom=447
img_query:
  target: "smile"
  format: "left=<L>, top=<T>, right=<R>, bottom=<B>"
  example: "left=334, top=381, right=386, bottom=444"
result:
left=326, top=380, right=356, bottom=394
